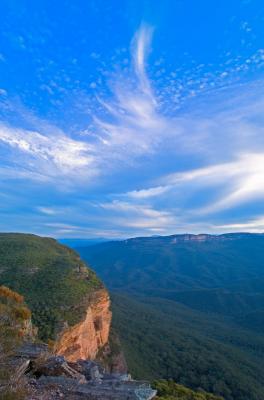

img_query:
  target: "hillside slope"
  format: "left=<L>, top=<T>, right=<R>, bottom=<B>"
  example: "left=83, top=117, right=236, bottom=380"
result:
left=112, top=293, right=264, bottom=400
left=0, top=285, right=157, bottom=400
left=75, top=233, right=264, bottom=400
left=76, top=233, right=264, bottom=293
left=76, top=233, right=264, bottom=322
left=0, top=233, right=110, bottom=362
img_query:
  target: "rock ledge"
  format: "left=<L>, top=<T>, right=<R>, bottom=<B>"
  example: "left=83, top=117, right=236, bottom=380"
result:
left=16, top=343, right=157, bottom=400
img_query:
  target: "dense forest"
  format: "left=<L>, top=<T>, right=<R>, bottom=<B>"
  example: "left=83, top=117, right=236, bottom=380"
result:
left=75, top=233, right=264, bottom=400
left=2, top=232, right=264, bottom=398
left=0, top=233, right=102, bottom=340
left=111, top=293, right=264, bottom=400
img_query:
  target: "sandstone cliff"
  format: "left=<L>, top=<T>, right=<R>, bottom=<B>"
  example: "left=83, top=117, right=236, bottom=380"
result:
left=0, top=234, right=125, bottom=373
left=55, top=289, right=112, bottom=362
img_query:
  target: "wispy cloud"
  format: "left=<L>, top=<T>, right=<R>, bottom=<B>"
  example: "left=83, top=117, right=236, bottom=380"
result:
left=1, top=22, right=264, bottom=237
left=98, top=200, right=177, bottom=232
left=132, top=24, right=155, bottom=101
left=125, top=186, right=169, bottom=199
left=0, top=24, right=169, bottom=185
left=37, top=206, right=57, bottom=215
left=84, top=23, right=182, bottom=170
left=159, top=152, right=264, bottom=214
left=2, top=24, right=263, bottom=188
left=216, top=216, right=264, bottom=232
left=0, top=123, right=97, bottom=182
left=44, top=222, right=79, bottom=229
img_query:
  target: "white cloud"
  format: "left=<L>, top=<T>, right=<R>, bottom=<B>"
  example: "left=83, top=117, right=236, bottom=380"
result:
left=132, top=24, right=155, bottom=101
left=2, top=25, right=264, bottom=194
left=0, top=24, right=169, bottom=184
left=215, top=216, right=264, bottom=232
left=44, top=223, right=79, bottom=229
left=1, top=24, right=264, bottom=237
left=99, top=200, right=177, bottom=231
left=0, top=123, right=97, bottom=180
left=88, top=24, right=174, bottom=165
left=99, top=200, right=165, bottom=216
left=126, top=185, right=169, bottom=199
left=160, top=152, right=264, bottom=214
left=37, top=206, right=57, bottom=215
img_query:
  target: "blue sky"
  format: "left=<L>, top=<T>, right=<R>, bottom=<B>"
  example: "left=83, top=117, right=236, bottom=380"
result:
left=1, top=0, right=264, bottom=238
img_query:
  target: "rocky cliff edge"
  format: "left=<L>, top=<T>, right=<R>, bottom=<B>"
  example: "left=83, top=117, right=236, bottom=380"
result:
left=55, top=288, right=112, bottom=362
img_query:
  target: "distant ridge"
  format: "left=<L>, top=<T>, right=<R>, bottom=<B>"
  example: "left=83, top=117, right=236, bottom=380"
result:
left=75, top=231, right=264, bottom=294
left=60, top=233, right=264, bottom=250
left=59, top=238, right=110, bottom=248
left=74, top=232, right=264, bottom=399
left=123, top=232, right=264, bottom=244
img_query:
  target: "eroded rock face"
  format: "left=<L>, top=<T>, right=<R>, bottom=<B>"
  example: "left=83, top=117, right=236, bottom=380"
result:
left=55, top=289, right=112, bottom=362
left=13, top=343, right=157, bottom=400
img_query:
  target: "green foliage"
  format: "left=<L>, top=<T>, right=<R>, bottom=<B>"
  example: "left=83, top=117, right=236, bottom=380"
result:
left=0, top=233, right=102, bottom=341
left=153, top=380, right=223, bottom=399
left=0, top=286, right=31, bottom=399
left=112, top=293, right=264, bottom=400
left=76, top=233, right=264, bottom=400
left=77, top=234, right=264, bottom=305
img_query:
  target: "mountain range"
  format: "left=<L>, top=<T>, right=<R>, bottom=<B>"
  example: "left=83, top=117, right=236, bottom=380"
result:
left=72, top=233, right=264, bottom=400
left=1, top=232, right=264, bottom=399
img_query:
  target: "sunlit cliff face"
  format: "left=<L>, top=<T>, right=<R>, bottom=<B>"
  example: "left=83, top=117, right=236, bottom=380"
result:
left=55, top=289, right=111, bottom=362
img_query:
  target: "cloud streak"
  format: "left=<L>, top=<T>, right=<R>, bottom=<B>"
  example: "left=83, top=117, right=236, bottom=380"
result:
left=1, top=23, right=264, bottom=237
left=98, top=200, right=177, bottom=232
left=0, top=24, right=168, bottom=185
left=0, top=123, right=97, bottom=182
left=133, top=24, right=155, bottom=101
left=159, top=152, right=264, bottom=214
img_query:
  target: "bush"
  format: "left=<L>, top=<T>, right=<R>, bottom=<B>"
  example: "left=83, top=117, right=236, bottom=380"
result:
left=153, top=379, right=223, bottom=400
left=0, top=287, right=31, bottom=399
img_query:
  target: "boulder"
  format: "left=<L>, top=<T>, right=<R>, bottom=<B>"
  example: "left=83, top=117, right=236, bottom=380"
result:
left=69, top=360, right=104, bottom=381
left=34, top=356, right=86, bottom=383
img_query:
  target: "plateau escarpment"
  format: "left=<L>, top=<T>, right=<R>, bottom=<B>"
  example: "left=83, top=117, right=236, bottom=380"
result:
left=0, top=233, right=157, bottom=399
left=0, top=284, right=156, bottom=400
left=77, top=233, right=264, bottom=400
left=0, top=233, right=112, bottom=363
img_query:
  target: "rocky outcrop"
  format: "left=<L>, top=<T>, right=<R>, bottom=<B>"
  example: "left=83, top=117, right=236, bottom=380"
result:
left=30, top=375, right=157, bottom=400
left=55, top=289, right=112, bottom=362
left=13, top=344, right=157, bottom=400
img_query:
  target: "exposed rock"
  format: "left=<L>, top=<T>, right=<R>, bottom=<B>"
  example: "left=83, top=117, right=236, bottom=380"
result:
left=55, top=289, right=112, bottom=362
left=16, top=343, right=48, bottom=359
left=35, top=356, right=86, bottom=383
left=169, top=233, right=258, bottom=243
left=13, top=343, right=157, bottom=400
left=96, top=333, right=128, bottom=373
left=68, top=360, right=104, bottom=382
left=10, top=358, right=31, bottom=381
left=0, top=238, right=154, bottom=398
left=29, top=375, right=157, bottom=400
